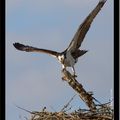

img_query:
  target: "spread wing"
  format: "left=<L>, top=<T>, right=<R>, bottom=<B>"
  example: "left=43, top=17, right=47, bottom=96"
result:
left=13, top=43, right=60, bottom=57
left=66, top=0, right=107, bottom=52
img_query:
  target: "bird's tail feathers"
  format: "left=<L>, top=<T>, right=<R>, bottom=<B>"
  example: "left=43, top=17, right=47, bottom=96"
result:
left=72, top=50, right=88, bottom=59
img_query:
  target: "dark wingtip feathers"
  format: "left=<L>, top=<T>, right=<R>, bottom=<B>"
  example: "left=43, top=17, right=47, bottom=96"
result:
left=13, top=43, right=25, bottom=51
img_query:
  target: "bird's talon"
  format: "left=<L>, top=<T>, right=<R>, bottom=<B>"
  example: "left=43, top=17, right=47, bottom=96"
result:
left=73, top=74, right=77, bottom=78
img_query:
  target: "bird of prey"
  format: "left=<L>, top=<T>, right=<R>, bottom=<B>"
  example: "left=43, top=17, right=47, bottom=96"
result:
left=13, top=0, right=107, bottom=77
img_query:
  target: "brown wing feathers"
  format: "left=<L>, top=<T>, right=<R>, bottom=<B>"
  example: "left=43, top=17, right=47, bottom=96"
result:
left=13, top=0, right=107, bottom=59
left=67, top=0, right=107, bottom=52
left=13, top=43, right=59, bottom=57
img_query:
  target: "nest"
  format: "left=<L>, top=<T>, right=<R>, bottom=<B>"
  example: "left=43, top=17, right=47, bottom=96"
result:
left=16, top=98, right=113, bottom=120
left=29, top=107, right=113, bottom=120
left=16, top=70, right=114, bottom=120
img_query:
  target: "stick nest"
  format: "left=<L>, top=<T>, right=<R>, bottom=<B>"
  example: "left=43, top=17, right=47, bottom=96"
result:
left=17, top=100, right=113, bottom=120
left=29, top=104, right=113, bottom=120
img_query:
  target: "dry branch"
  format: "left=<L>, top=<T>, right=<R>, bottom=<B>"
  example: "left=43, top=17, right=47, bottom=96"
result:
left=62, top=69, right=96, bottom=111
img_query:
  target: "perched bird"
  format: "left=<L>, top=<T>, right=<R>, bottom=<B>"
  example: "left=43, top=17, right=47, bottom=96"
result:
left=13, top=0, right=107, bottom=77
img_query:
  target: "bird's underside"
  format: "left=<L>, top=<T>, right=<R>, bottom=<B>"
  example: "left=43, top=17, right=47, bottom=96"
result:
left=13, top=0, right=107, bottom=77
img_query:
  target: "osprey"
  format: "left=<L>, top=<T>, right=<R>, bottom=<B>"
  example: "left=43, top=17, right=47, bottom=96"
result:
left=13, top=0, right=107, bottom=77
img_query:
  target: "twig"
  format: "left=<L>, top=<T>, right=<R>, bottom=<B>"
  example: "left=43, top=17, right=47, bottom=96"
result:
left=50, top=106, right=56, bottom=112
left=15, top=104, right=39, bottom=115
left=24, top=116, right=29, bottom=120
left=96, top=101, right=113, bottom=107
left=60, top=94, right=76, bottom=112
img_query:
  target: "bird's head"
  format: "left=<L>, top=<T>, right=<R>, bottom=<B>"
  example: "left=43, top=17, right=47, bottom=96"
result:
left=57, top=54, right=65, bottom=64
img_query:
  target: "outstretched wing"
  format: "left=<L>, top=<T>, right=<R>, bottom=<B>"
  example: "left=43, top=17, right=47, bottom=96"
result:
left=13, top=43, right=60, bottom=57
left=66, top=0, right=107, bottom=52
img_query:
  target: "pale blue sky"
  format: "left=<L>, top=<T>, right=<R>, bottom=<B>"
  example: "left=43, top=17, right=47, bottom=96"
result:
left=6, top=0, right=113, bottom=120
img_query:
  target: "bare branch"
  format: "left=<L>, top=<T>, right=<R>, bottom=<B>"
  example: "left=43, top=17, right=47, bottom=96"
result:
left=62, top=69, right=96, bottom=111
left=60, top=94, right=76, bottom=112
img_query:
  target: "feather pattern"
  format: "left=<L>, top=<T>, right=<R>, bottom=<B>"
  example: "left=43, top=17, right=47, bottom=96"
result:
left=66, top=0, right=107, bottom=53
left=13, top=43, right=60, bottom=57
left=13, top=0, right=107, bottom=76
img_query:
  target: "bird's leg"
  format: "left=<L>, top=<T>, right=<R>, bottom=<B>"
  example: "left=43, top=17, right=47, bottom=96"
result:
left=61, top=65, right=67, bottom=80
left=72, top=66, right=77, bottom=77
left=61, top=65, right=66, bottom=72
